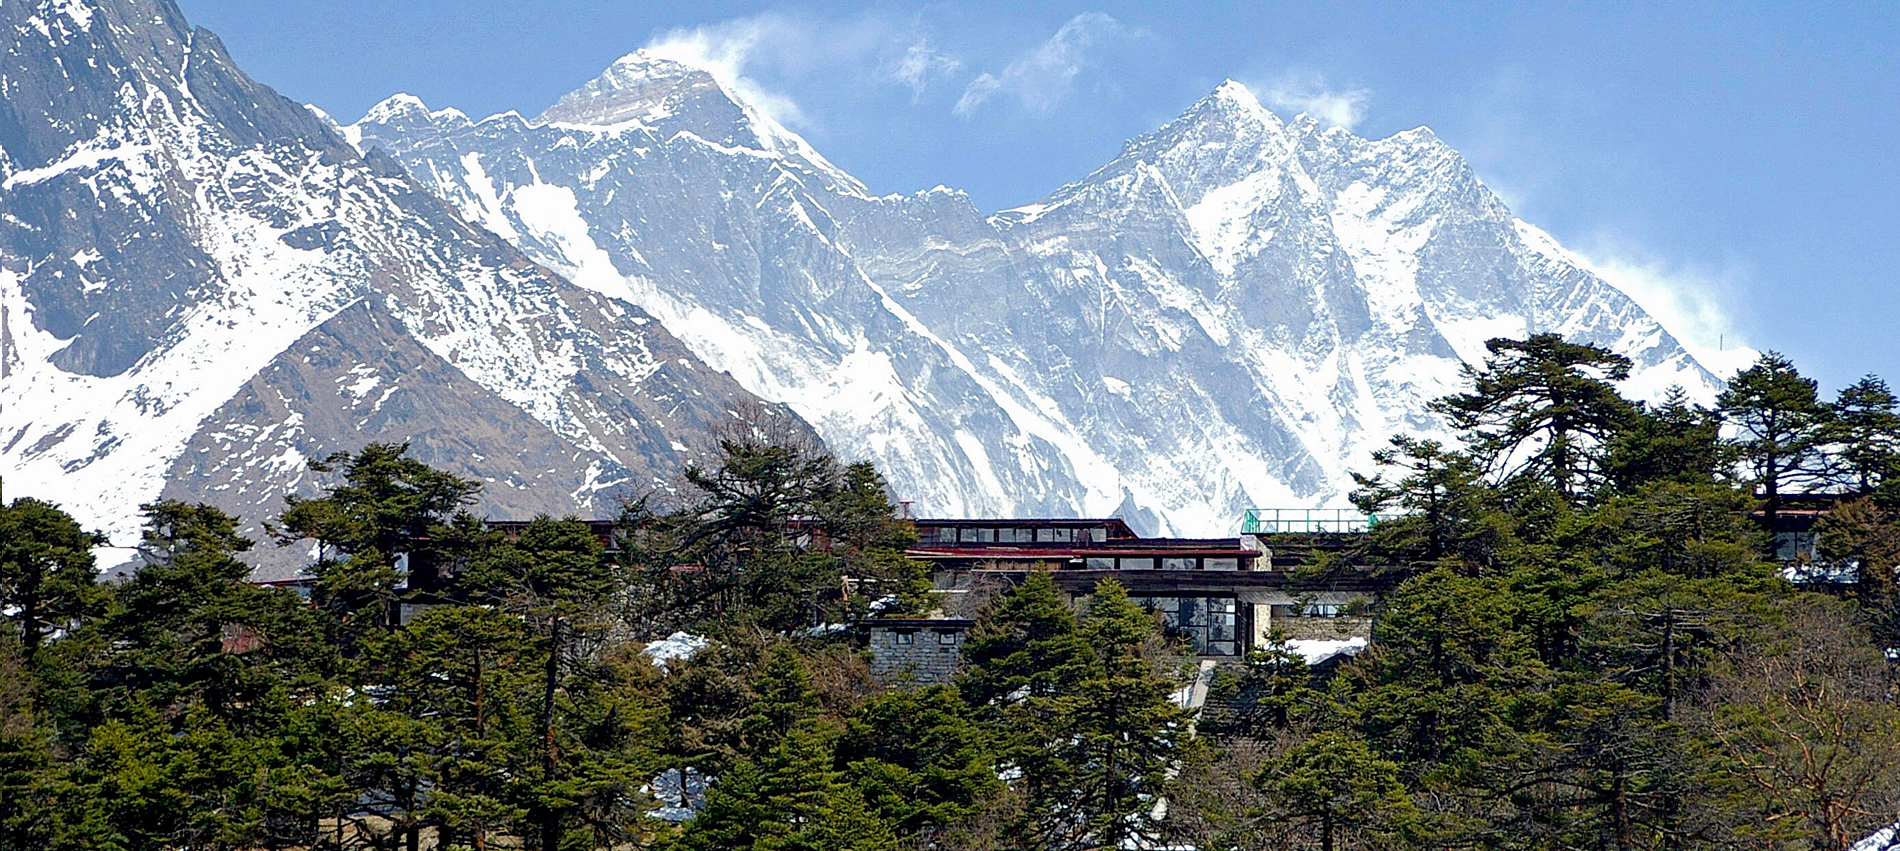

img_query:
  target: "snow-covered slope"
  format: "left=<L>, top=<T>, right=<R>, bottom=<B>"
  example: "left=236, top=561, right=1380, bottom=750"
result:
left=0, top=0, right=805, bottom=565
left=357, top=57, right=1721, bottom=535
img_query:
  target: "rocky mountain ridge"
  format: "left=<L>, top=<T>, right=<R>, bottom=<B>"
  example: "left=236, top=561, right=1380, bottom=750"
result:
left=353, top=53, right=1720, bottom=534
left=0, top=0, right=804, bottom=567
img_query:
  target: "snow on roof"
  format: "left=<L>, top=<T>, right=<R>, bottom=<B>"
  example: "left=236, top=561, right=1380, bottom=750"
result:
left=1284, top=637, right=1368, bottom=666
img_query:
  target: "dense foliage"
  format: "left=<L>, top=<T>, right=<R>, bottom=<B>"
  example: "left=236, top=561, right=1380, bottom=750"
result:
left=4, top=344, right=1900, bottom=850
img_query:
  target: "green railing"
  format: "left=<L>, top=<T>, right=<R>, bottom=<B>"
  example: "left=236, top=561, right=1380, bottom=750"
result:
left=1240, top=508, right=1385, bottom=535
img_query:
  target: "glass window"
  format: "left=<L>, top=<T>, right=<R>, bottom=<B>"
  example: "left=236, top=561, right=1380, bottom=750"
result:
left=936, top=631, right=957, bottom=644
left=1119, top=558, right=1155, bottom=570
left=1301, top=602, right=1345, bottom=617
left=1086, top=557, right=1115, bottom=570
left=918, top=527, right=941, bottom=543
left=1162, top=557, right=1197, bottom=570
left=1087, top=527, right=1107, bottom=542
left=1204, top=557, right=1238, bottom=571
left=1036, top=528, right=1062, bottom=543
left=894, top=631, right=914, bottom=645
left=1177, top=597, right=1205, bottom=626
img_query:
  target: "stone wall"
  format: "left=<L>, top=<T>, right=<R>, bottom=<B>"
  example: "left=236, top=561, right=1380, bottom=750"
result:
left=868, top=625, right=966, bottom=685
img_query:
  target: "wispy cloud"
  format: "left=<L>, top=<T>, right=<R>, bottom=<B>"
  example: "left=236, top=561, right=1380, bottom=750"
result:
left=954, top=12, right=1132, bottom=117
left=640, top=13, right=969, bottom=129
left=887, top=38, right=963, bottom=102
left=1565, top=237, right=1758, bottom=377
left=642, top=14, right=814, bottom=128
left=1254, top=71, right=1371, bottom=130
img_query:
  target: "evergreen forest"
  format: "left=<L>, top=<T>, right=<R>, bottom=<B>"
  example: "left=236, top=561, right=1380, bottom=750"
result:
left=6, top=336, right=1900, bottom=851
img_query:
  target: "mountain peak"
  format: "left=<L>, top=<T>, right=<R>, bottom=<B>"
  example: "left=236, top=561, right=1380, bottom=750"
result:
left=1179, top=78, right=1284, bottom=136
left=536, top=48, right=725, bottom=127
left=362, top=92, right=430, bottom=123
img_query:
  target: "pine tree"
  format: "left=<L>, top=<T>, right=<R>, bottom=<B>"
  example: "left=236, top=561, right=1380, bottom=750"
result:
left=676, top=721, right=899, bottom=851
left=738, top=644, right=821, bottom=760
left=464, top=515, right=631, bottom=851
left=1351, top=435, right=1497, bottom=567
left=957, top=571, right=1091, bottom=710
left=838, top=684, right=1003, bottom=842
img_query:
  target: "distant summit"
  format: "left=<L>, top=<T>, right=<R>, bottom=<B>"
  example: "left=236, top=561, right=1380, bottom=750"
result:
left=353, top=68, right=1720, bottom=535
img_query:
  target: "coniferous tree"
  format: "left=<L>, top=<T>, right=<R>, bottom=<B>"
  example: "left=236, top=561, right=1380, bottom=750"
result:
left=1829, top=375, right=1900, bottom=496
left=0, top=498, right=104, bottom=660
left=1605, top=388, right=1727, bottom=491
left=465, top=515, right=628, bottom=851
left=1431, top=333, right=1636, bottom=500
left=276, top=443, right=482, bottom=641
left=1060, top=580, right=1192, bottom=848
left=1350, top=436, right=1498, bottom=569
left=957, top=571, right=1091, bottom=710
left=839, top=684, right=1003, bottom=842
left=1718, top=352, right=1833, bottom=529
left=1256, top=731, right=1419, bottom=851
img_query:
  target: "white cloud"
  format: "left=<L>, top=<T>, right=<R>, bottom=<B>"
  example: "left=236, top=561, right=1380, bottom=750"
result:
left=1254, top=71, right=1371, bottom=130
left=888, top=39, right=963, bottom=101
left=1566, top=238, right=1758, bottom=378
left=641, top=13, right=967, bottom=129
left=954, top=12, right=1131, bottom=117
left=642, top=14, right=813, bottom=128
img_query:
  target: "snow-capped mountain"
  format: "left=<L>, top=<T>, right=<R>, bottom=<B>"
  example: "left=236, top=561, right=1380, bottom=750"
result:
left=356, top=54, right=1720, bottom=535
left=0, top=0, right=805, bottom=565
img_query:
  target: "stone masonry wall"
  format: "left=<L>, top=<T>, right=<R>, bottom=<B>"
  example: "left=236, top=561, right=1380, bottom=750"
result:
left=869, top=626, right=965, bottom=685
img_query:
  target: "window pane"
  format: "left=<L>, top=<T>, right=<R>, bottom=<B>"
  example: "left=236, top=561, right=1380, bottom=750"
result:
left=1162, top=557, right=1196, bottom=570
left=1208, top=598, right=1236, bottom=613
left=1036, top=528, right=1061, bottom=543
left=1178, top=597, right=1205, bottom=626
left=1086, top=557, right=1115, bottom=570
left=1207, top=640, right=1237, bottom=656
left=1088, top=527, right=1106, bottom=542
left=1205, top=558, right=1238, bottom=571
left=1120, top=558, right=1155, bottom=570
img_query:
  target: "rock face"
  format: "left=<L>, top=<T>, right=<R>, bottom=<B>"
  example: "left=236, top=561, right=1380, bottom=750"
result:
left=356, top=55, right=1720, bottom=535
left=0, top=0, right=807, bottom=566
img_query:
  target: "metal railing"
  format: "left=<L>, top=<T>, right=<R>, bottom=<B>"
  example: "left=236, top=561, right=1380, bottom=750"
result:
left=1240, top=508, right=1386, bottom=535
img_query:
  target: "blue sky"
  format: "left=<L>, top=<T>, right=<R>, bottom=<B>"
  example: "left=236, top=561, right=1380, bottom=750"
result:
left=177, top=1, right=1900, bottom=392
